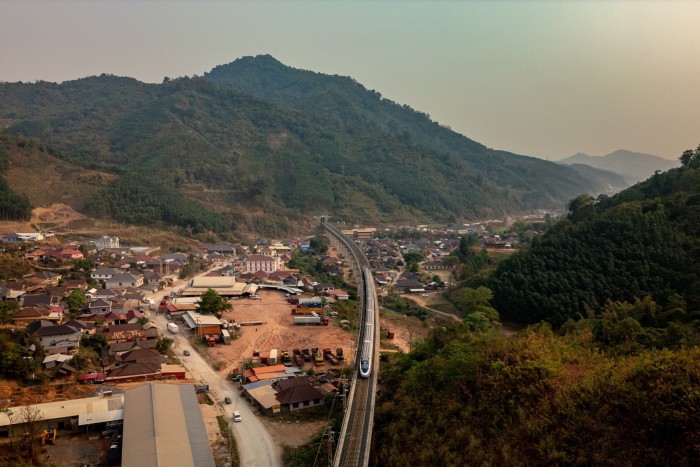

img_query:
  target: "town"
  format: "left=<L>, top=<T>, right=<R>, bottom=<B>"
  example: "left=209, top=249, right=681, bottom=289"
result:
left=0, top=214, right=550, bottom=466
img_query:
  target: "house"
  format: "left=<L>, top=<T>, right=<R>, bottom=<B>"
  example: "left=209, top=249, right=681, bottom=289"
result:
left=274, top=376, right=325, bottom=412
left=13, top=306, right=62, bottom=325
left=422, top=259, right=453, bottom=270
left=42, top=353, right=73, bottom=369
left=91, top=267, right=121, bottom=282
left=244, top=254, right=281, bottom=274
left=89, top=299, right=112, bottom=314
left=64, top=319, right=95, bottom=335
left=22, top=294, right=59, bottom=309
left=394, top=279, right=426, bottom=294
left=31, top=323, right=82, bottom=354
left=32, top=271, right=62, bottom=286
left=101, top=323, right=158, bottom=344
left=326, top=289, right=349, bottom=301
left=104, top=273, right=144, bottom=289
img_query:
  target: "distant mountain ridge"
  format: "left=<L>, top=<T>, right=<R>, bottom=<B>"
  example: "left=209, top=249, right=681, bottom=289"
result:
left=559, top=150, right=678, bottom=184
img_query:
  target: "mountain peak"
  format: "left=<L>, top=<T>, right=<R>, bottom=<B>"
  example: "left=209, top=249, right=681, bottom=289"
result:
left=559, top=149, right=678, bottom=183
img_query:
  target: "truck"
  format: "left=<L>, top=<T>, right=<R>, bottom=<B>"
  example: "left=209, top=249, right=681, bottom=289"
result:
left=323, top=348, right=339, bottom=365
left=280, top=350, right=292, bottom=366
left=302, top=348, right=311, bottom=362
left=293, top=315, right=329, bottom=326
left=221, top=329, right=231, bottom=344
left=313, top=348, right=324, bottom=366
left=336, top=348, right=344, bottom=361
left=167, top=322, right=179, bottom=333
left=292, top=349, right=304, bottom=366
left=299, top=297, right=324, bottom=308
left=268, top=348, right=278, bottom=366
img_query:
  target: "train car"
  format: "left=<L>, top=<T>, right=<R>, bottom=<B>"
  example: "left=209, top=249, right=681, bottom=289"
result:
left=359, top=267, right=375, bottom=378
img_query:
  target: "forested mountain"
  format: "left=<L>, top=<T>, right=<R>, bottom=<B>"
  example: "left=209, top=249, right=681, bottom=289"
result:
left=375, top=324, right=700, bottom=466
left=559, top=149, right=678, bottom=184
left=490, top=151, right=700, bottom=326
left=205, top=55, right=613, bottom=202
left=375, top=150, right=700, bottom=466
left=1, top=57, right=613, bottom=236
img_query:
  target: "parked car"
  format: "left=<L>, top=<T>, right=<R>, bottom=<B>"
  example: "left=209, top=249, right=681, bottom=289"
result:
left=183, top=350, right=190, bottom=356
left=233, top=411, right=241, bottom=422
left=224, top=397, right=232, bottom=404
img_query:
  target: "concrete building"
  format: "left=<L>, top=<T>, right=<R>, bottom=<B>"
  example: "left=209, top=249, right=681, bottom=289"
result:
left=244, top=254, right=281, bottom=273
left=91, top=236, right=120, bottom=251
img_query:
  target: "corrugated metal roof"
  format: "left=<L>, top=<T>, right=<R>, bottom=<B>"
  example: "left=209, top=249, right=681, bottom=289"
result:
left=0, top=394, right=124, bottom=428
left=122, top=383, right=214, bottom=467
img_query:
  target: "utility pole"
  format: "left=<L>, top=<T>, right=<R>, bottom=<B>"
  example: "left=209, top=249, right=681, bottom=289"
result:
left=327, top=428, right=335, bottom=466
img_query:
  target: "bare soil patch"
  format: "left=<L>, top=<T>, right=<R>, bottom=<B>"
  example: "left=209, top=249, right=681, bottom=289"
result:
left=0, top=380, right=97, bottom=408
left=379, top=310, right=431, bottom=353
left=260, top=418, right=327, bottom=448
left=211, top=289, right=355, bottom=376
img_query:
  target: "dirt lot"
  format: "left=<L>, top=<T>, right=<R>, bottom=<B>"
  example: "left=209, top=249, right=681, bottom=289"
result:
left=0, top=380, right=98, bottom=408
left=379, top=310, right=431, bottom=353
left=210, top=289, right=356, bottom=376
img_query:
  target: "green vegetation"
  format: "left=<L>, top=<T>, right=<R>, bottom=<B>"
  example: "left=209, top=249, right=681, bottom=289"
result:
left=490, top=161, right=700, bottom=326
left=0, top=58, right=617, bottom=233
left=86, top=175, right=232, bottom=234
left=0, top=177, right=32, bottom=220
left=0, top=301, right=19, bottom=324
left=287, top=249, right=343, bottom=289
left=0, top=329, right=42, bottom=382
left=65, top=289, right=87, bottom=319
left=381, top=293, right=429, bottom=321
left=375, top=323, right=700, bottom=466
left=0, top=143, right=32, bottom=220
left=155, top=337, right=174, bottom=354
left=374, top=149, right=700, bottom=465
left=196, top=288, right=232, bottom=317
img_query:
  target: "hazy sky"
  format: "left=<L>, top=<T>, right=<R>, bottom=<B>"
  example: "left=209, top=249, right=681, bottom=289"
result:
left=2, top=1, right=699, bottom=161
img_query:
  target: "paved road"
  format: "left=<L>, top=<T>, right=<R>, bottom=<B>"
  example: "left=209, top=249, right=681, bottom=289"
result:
left=147, top=274, right=281, bottom=467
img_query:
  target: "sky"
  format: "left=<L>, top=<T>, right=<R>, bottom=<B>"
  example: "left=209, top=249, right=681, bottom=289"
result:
left=1, top=0, right=699, bottom=161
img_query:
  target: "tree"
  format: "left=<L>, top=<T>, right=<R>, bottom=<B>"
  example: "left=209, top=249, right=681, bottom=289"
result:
left=65, top=289, right=87, bottom=319
left=156, top=336, right=173, bottom=354
left=568, top=193, right=596, bottom=223
left=309, top=236, right=329, bottom=254
left=680, top=149, right=694, bottom=167
left=0, top=301, right=19, bottom=323
left=196, top=288, right=232, bottom=317
left=454, top=286, right=499, bottom=323
left=456, top=235, right=476, bottom=261
left=18, top=405, right=43, bottom=460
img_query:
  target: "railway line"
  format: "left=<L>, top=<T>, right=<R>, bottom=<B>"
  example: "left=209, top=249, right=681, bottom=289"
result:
left=322, top=220, right=379, bottom=467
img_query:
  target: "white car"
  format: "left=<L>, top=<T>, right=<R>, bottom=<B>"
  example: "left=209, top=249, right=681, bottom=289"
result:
left=233, top=411, right=242, bottom=422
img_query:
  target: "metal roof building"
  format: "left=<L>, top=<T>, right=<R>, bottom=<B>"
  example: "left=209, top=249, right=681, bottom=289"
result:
left=122, top=383, right=214, bottom=467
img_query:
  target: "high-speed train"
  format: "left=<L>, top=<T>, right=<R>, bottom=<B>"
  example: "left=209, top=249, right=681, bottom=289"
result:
left=359, top=268, right=375, bottom=378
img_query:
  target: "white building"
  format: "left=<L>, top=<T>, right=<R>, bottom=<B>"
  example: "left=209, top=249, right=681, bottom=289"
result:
left=92, top=236, right=120, bottom=251
left=244, top=254, right=281, bottom=273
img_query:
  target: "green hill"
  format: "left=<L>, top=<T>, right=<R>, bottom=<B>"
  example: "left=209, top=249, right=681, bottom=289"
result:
left=489, top=151, right=700, bottom=326
left=1, top=58, right=613, bottom=235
